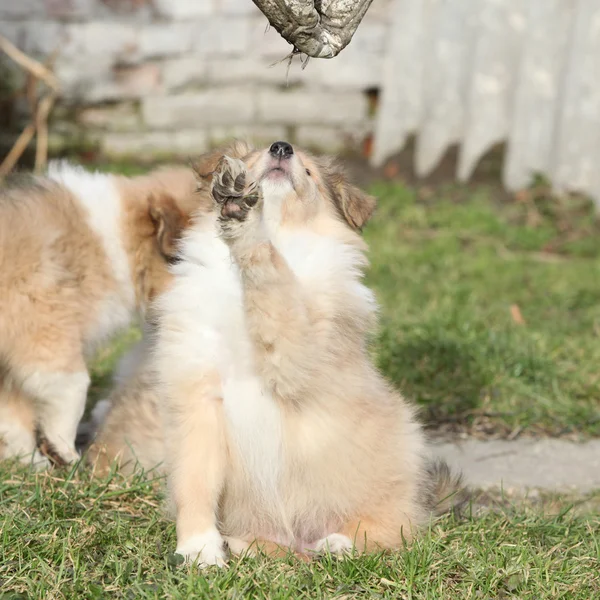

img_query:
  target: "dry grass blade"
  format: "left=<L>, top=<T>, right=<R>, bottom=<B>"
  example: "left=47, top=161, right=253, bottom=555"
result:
left=34, top=91, right=57, bottom=173
left=0, top=123, right=36, bottom=177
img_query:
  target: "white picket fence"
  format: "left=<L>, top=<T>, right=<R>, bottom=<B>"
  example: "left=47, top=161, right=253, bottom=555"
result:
left=372, top=0, right=600, bottom=204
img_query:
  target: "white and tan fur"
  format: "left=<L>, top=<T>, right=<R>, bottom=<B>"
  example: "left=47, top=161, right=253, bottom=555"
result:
left=146, top=141, right=463, bottom=566
left=0, top=162, right=204, bottom=467
left=85, top=148, right=246, bottom=475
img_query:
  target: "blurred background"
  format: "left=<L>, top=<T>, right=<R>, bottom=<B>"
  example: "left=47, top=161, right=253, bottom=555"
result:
left=0, top=0, right=385, bottom=167
left=1, top=0, right=600, bottom=205
left=0, top=0, right=599, bottom=438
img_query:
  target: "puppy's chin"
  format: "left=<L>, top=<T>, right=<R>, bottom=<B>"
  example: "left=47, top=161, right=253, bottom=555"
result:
left=260, top=174, right=294, bottom=197
left=259, top=178, right=292, bottom=232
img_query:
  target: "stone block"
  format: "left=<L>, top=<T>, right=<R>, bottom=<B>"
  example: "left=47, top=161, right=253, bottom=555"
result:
left=192, top=17, right=250, bottom=55
left=113, top=63, right=161, bottom=92
left=60, top=22, right=139, bottom=61
left=59, top=62, right=161, bottom=102
left=218, top=0, right=260, bottom=17
left=161, top=56, right=207, bottom=91
left=295, top=126, right=346, bottom=153
left=362, top=0, right=393, bottom=21
left=101, top=129, right=210, bottom=157
left=138, top=23, right=194, bottom=59
left=77, top=102, right=140, bottom=131
left=257, top=89, right=368, bottom=125
left=0, top=0, right=45, bottom=20
left=45, top=0, right=96, bottom=20
left=153, top=0, right=214, bottom=20
left=209, top=125, right=287, bottom=147
left=0, top=21, right=25, bottom=45
left=23, top=21, right=65, bottom=56
left=54, top=56, right=113, bottom=98
left=206, top=56, right=300, bottom=86
left=295, top=125, right=370, bottom=153
left=142, top=88, right=255, bottom=128
left=300, top=48, right=384, bottom=90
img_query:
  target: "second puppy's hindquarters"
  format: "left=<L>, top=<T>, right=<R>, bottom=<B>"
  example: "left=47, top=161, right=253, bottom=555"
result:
left=0, top=163, right=200, bottom=467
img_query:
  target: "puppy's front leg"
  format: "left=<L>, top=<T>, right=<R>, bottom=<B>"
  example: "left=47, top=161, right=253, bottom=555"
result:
left=164, top=370, right=227, bottom=567
left=212, top=157, right=320, bottom=399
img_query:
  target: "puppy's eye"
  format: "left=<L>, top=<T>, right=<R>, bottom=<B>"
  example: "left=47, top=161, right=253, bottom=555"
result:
left=305, top=169, right=311, bottom=176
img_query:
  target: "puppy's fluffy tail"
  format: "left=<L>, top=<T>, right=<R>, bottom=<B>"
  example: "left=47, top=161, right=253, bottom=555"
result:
left=422, top=459, right=468, bottom=517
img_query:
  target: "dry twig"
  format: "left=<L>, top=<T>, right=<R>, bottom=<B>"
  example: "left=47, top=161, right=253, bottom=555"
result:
left=0, top=35, right=59, bottom=91
left=0, top=34, right=60, bottom=178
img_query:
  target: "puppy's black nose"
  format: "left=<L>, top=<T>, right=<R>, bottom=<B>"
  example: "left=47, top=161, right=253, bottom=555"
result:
left=269, top=141, right=294, bottom=159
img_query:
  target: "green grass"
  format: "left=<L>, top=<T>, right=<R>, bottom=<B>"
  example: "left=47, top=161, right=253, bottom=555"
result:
left=1, top=466, right=598, bottom=599
left=87, top=326, right=141, bottom=412
left=364, top=182, right=600, bottom=437
left=2, top=174, right=599, bottom=598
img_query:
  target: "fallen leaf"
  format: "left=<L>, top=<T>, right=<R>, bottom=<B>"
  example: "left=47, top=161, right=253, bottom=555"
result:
left=383, top=160, right=400, bottom=179
left=510, top=304, right=526, bottom=325
left=362, top=134, right=373, bottom=158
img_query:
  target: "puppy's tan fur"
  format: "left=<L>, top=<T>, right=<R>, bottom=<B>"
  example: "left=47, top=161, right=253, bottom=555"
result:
left=0, top=164, right=204, bottom=467
left=146, top=142, right=464, bottom=564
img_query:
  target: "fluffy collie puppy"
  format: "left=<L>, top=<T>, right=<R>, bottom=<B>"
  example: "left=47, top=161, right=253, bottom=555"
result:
left=0, top=162, right=202, bottom=468
left=150, top=140, right=463, bottom=565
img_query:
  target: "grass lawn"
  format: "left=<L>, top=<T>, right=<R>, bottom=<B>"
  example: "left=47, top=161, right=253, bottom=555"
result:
left=1, top=466, right=598, bottom=599
left=365, top=181, right=600, bottom=437
left=2, top=169, right=599, bottom=598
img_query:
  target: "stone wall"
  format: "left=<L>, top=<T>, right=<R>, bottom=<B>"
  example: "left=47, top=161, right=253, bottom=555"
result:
left=0, top=0, right=391, bottom=158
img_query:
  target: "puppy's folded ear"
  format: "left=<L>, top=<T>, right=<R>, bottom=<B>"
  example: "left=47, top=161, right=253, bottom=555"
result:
left=148, top=193, right=190, bottom=261
left=324, top=164, right=376, bottom=230
left=335, top=182, right=376, bottom=230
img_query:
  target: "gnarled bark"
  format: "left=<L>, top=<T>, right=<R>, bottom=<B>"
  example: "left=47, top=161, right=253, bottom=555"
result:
left=252, top=0, right=374, bottom=58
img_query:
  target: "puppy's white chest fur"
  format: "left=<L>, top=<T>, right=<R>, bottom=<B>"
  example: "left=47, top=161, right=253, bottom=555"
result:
left=160, top=219, right=373, bottom=500
left=162, top=222, right=286, bottom=495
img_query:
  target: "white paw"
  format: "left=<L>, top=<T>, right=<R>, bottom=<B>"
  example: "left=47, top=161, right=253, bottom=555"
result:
left=176, top=529, right=227, bottom=568
left=30, top=450, right=51, bottom=470
left=15, top=450, right=51, bottom=471
left=314, top=533, right=354, bottom=555
left=59, top=447, right=81, bottom=464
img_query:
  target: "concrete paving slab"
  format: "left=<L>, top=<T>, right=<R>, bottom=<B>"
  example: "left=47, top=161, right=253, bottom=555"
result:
left=431, top=439, right=600, bottom=492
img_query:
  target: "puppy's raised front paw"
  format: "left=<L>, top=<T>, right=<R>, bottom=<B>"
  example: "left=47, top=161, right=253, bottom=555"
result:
left=212, top=156, right=261, bottom=226
left=175, top=529, right=227, bottom=569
